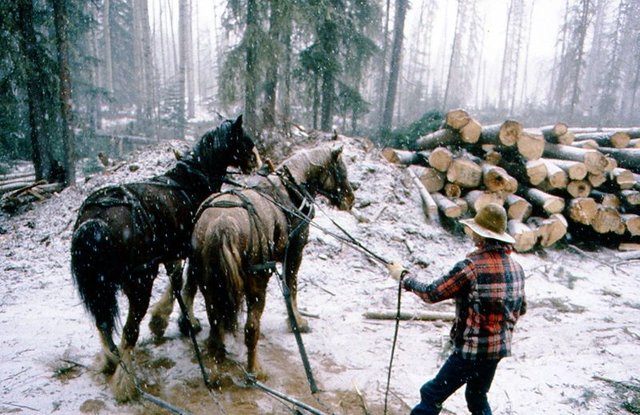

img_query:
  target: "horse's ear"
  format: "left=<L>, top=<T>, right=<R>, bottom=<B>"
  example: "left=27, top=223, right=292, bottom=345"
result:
left=231, top=115, right=243, bottom=136
left=331, top=145, right=343, bottom=159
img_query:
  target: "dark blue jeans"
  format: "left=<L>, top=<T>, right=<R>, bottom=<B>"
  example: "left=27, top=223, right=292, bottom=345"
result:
left=410, top=353, right=501, bottom=415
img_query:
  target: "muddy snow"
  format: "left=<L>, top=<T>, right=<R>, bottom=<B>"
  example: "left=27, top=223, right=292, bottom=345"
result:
left=1, top=133, right=639, bottom=415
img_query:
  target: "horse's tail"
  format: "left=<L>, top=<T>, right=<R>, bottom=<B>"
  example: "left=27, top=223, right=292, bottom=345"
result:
left=204, top=227, right=245, bottom=333
left=71, top=218, right=120, bottom=349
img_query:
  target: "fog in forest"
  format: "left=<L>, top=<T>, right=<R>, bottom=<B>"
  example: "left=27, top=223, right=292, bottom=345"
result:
left=1, top=0, right=639, bottom=180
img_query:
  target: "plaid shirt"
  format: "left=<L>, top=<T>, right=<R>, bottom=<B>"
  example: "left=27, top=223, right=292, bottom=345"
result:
left=404, top=241, right=526, bottom=360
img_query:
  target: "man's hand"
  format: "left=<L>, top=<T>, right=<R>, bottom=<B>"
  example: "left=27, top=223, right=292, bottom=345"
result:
left=387, top=262, right=409, bottom=281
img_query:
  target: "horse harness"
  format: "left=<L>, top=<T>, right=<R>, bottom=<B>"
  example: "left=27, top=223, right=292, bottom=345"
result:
left=195, top=166, right=315, bottom=275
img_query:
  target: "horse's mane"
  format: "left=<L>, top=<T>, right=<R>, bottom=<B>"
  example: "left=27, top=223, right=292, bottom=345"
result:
left=186, top=119, right=234, bottom=168
left=277, top=146, right=335, bottom=183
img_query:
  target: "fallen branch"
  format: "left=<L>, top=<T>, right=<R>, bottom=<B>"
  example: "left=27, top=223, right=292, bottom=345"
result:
left=593, top=375, right=640, bottom=393
left=363, top=311, right=455, bottom=322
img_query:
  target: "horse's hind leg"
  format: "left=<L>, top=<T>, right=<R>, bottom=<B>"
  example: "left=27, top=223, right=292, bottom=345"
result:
left=149, top=260, right=192, bottom=338
left=110, top=273, right=154, bottom=402
left=283, top=245, right=310, bottom=333
left=245, top=276, right=268, bottom=379
left=178, top=261, right=202, bottom=337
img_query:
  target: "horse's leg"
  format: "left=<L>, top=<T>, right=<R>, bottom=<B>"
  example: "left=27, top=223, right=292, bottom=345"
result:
left=148, top=260, right=197, bottom=338
left=148, top=279, right=174, bottom=339
left=110, top=271, right=155, bottom=402
left=98, top=322, right=120, bottom=375
left=245, top=275, right=268, bottom=379
left=202, top=282, right=226, bottom=364
left=178, top=260, right=201, bottom=336
left=283, top=239, right=310, bottom=333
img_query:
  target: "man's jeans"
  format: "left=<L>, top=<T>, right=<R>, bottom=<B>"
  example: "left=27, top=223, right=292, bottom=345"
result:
left=410, top=353, right=501, bottom=415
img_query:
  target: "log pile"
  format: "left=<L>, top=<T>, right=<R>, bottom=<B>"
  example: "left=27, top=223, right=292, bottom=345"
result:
left=383, top=109, right=640, bottom=252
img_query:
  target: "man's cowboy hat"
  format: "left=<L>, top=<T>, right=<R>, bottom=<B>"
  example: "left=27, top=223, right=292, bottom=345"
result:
left=459, top=203, right=516, bottom=244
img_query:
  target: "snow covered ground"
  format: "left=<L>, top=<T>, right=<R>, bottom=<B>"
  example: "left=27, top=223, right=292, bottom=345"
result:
left=1, top=132, right=639, bottom=414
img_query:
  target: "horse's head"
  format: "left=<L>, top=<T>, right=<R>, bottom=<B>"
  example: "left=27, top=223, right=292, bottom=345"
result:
left=194, top=115, right=262, bottom=176
left=227, top=115, right=262, bottom=174
left=310, top=146, right=355, bottom=211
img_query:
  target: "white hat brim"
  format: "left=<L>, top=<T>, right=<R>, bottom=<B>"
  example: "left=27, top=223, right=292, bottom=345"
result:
left=460, top=218, right=516, bottom=244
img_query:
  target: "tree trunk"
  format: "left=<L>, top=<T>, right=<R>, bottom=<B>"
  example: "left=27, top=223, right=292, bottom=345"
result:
left=566, top=180, right=592, bottom=198
left=186, top=0, right=195, bottom=119
left=479, top=120, right=522, bottom=147
left=543, top=142, right=608, bottom=175
left=524, top=187, right=565, bottom=215
left=591, top=205, right=624, bottom=234
left=464, top=190, right=505, bottom=214
left=407, top=167, right=438, bottom=220
left=53, top=0, right=76, bottom=185
left=416, top=166, right=445, bottom=193
left=573, top=131, right=631, bottom=148
left=446, top=157, right=482, bottom=188
left=597, top=147, right=640, bottom=174
left=381, top=148, right=428, bottom=166
left=16, top=0, right=53, bottom=181
left=506, top=194, right=532, bottom=221
left=176, top=0, right=187, bottom=138
left=517, top=130, right=545, bottom=161
left=244, top=0, right=259, bottom=135
left=428, top=147, right=453, bottom=172
left=262, top=0, right=282, bottom=128
left=432, top=192, right=462, bottom=218
left=381, top=0, right=408, bottom=130
left=102, top=0, right=113, bottom=95
left=545, top=158, right=588, bottom=180
left=566, top=197, right=597, bottom=225
left=528, top=214, right=567, bottom=247
left=621, top=214, right=640, bottom=236
left=508, top=220, right=537, bottom=252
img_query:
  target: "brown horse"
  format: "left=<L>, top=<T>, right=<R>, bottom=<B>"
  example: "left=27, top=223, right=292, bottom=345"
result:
left=184, top=145, right=354, bottom=378
left=70, top=116, right=261, bottom=401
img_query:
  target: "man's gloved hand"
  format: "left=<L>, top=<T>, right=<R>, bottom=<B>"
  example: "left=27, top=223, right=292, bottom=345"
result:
left=387, top=262, right=409, bottom=281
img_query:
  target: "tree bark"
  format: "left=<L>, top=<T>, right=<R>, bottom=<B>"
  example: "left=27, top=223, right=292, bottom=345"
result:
left=53, top=0, right=76, bottom=185
left=408, top=167, right=438, bottom=220
left=505, top=194, right=532, bottom=221
left=524, top=188, right=565, bottom=215
left=381, top=0, right=408, bottom=130
left=543, top=142, right=608, bottom=175
left=573, top=131, right=631, bottom=148
left=479, top=120, right=522, bottom=147
left=597, top=147, right=640, bottom=174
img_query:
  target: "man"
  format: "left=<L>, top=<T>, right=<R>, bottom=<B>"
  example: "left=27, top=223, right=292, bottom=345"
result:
left=388, top=203, right=526, bottom=415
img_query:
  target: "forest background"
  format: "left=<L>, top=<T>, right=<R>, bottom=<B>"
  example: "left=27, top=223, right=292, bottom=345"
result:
left=1, top=0, right=639, bottom=185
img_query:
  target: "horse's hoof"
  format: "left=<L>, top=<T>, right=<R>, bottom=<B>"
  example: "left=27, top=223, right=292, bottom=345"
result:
left=100, top=354, right=118, bottom=375
left=248, top=365, right=268, bottom=382
left=287, top=317, right=311, bottom=333
left=206, top=343, right=226, bottom=364
left=110, top=364, right=139, bottom=402
left=149, top=314, right=168, bottom=339
left=178, top=316, right=202, bottom=337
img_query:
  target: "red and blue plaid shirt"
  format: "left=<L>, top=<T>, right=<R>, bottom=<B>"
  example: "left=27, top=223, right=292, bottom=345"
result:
left=404, top=241, right=526, bottom=360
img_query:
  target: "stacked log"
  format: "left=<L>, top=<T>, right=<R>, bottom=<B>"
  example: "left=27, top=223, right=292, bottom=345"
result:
left=383, top=109, right=640, bottom=252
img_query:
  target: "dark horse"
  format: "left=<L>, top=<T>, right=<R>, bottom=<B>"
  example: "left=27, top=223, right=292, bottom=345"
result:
left=182, top=145, right=354, bottom=378
left=70, top=116, right=261, bottom=401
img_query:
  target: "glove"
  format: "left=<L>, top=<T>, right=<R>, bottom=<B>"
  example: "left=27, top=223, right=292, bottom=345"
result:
left=386, top=262, right=409, bottom=281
